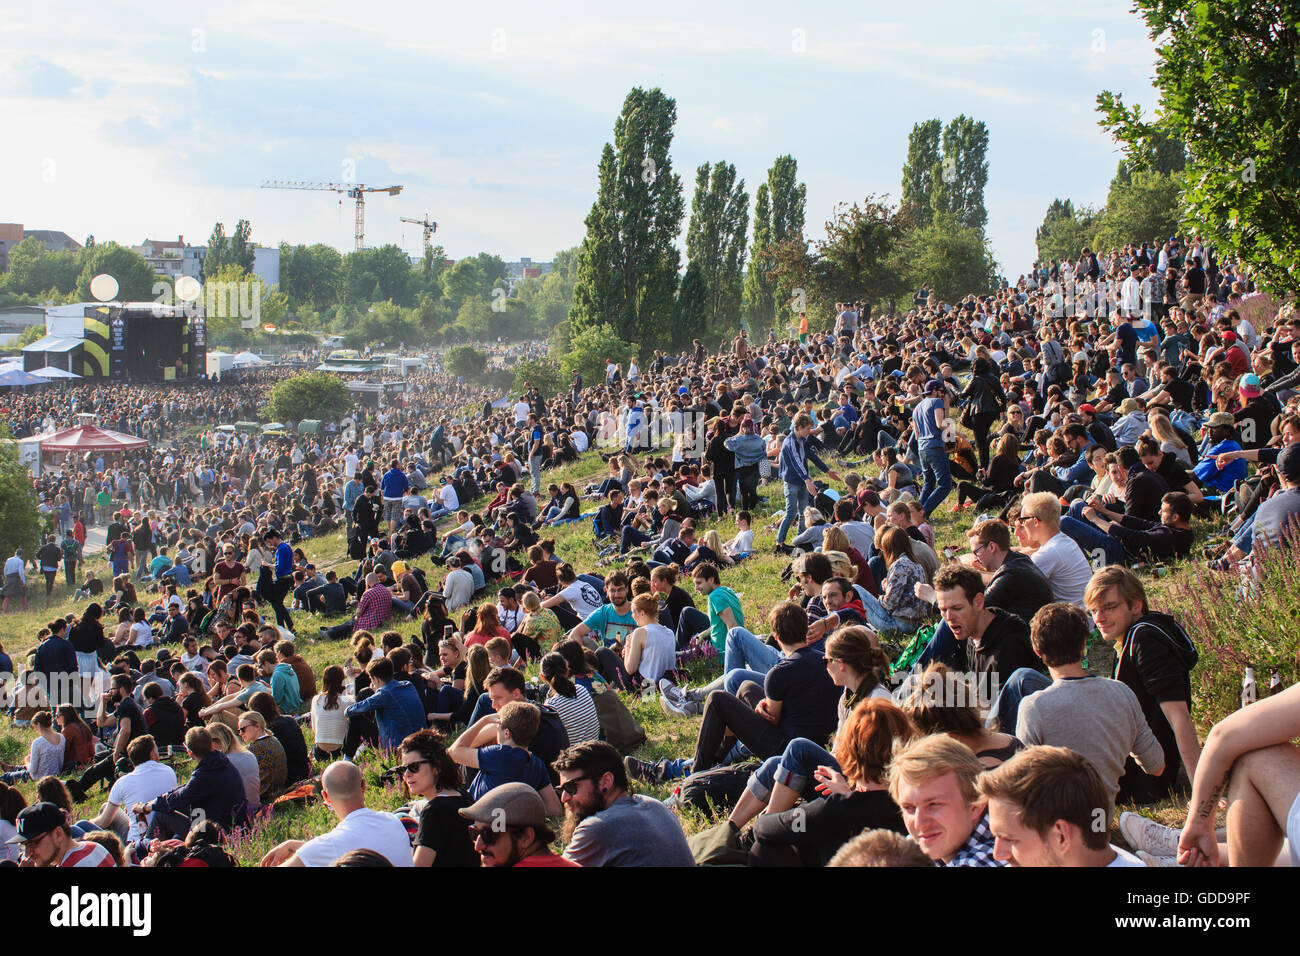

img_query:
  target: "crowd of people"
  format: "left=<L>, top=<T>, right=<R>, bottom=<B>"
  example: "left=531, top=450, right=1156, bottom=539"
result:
left=5, top=234, right=1300, bottom=869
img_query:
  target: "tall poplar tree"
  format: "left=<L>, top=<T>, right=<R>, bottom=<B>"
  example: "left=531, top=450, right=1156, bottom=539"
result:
left=900, top=119, right=942, bottom=226
left=685, top=161, right=748, bottom=336
left=569, top=87, right=685, bottom=348
left=743, top=155, right=806, bottom=332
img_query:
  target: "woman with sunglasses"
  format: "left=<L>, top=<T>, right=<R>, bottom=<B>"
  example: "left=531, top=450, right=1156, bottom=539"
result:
left=211, top=544, right=246, bottom=602
left=237, top=710, right=287, bottom=804
left=399, top=730, right=477, bottom=867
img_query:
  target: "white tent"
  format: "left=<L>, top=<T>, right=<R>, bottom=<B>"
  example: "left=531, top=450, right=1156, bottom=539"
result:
left=232, top=351, right=268, bottom=367
left=206, top=350, right=235, bottom=378
left=30, top=366, right=81, bottom=379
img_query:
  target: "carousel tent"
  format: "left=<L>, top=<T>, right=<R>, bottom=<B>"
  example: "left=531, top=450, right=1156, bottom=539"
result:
left=37, top=424, right=150, bottom=453
left=30, top=366, right=82, bottom=379
left=232, top=351, right=268, bottom=367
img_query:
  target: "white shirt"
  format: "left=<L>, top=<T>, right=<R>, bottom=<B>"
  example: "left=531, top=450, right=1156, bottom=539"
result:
left=444, top=567, right=474, bottom=610
left=439, top=484, right=459, bottom=511
left=512, top=400, right=530, bottom=425
left=293, top=807, right=414, bottom=867
left=558, top=579, right=604, bottom=619
left=3, top=555, right=24, bottom=582
left=129, top=621, right=154, bottom=647
left=109, top=760, right=179, bottom=844
left=571, top=430, right=589, bottom=453
left=344, top=453, right=359, bottom=478
left=634, top=623, right=676, bottom=683
left=1030, top=532, right=1093, bottom=608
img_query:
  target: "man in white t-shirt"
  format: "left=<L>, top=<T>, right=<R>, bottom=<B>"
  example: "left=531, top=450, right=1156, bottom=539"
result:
left=259, top=760, right=413, bottom=867
left=1016, top=492, right=1092, bottom=609
left=429, top=478, right=459, bottom=520
left=513, top=398, right=531, bottom=426
left=87, top=735, right=178, bottom=847
left=344, top=449, right=359, bottom=479
left=980, top=745, right=1145, bottom=867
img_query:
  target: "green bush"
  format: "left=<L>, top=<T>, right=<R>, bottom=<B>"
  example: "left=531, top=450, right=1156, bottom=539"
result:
left=512, top=357, right=565, bottom=399
left=560, top=323, right=638, bottom=388
left=445, top=344, right=487, bottom=379
left=0, top=425, right=41, bottom=563
left=267, top=371, right=353, bottom=424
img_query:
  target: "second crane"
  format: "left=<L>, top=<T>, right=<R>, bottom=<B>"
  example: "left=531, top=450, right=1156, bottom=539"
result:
left=261, top=180, right=404, bottom=252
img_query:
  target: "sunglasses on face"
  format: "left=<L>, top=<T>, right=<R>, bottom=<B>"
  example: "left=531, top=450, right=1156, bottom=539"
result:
left=400, top=759, right=430, bottom=776
left=559, top=776, right=594, bottom=796
left=468, top=824, right=509, bottom=844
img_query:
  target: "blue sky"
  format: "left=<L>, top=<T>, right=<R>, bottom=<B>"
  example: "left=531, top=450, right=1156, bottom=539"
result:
left=1, top=0, right=1159, bottom=278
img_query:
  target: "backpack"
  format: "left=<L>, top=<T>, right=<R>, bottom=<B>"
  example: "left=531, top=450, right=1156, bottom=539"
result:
left=589, top=683, right=646, bottom=753
left=676, top=761, right=761, bottom=814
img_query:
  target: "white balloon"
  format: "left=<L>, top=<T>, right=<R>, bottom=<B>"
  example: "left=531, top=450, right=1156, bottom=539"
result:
left=89, top=273, right=119, bottom=301
left=175, top=275, right=202, bottom=302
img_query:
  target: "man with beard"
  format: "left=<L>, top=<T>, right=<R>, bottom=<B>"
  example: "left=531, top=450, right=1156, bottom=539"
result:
left=458, top=782, right=576, bottom=867
left=556, top=741, right=694, bottom=867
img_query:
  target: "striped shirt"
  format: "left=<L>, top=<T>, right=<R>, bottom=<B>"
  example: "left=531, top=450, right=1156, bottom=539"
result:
left=60, top=841, right=116, bottom=867
left=546, top=684, right=601, bottom=745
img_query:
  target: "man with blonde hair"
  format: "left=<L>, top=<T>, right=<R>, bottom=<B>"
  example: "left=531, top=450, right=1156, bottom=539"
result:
left=1014, top=492, right=1091, bottom=609
left=888, top=735, right=1005, bottom=866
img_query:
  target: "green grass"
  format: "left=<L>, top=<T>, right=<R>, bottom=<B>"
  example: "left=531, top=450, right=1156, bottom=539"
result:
left=0, top=441, right=1259, bottom=860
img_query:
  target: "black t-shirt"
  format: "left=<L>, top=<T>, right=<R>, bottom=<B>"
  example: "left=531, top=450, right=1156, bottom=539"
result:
left=662, top=586, right=696, bottom=629
left=1125, top=465, right=1170, bottom=523
left=1161, top=377, right=1195, bottom=412
left=1153, top=453, right=1193, bottom=493
left=144, top=697, right=186, bottom=748
left=764, top=645, right=838, bottom=744
left=984, top=551, right=1054, bottom=627
left=966, top=608, right=1044, bottom=688
left=751, top=788, right=908, bottom=868
left=415, top=793, right=479, bottom=867
left=1115, top=613, right=1196, bottom=790
left=271, top=714, right=310, bottom=784
left=114, top=696, right=148, bottom=743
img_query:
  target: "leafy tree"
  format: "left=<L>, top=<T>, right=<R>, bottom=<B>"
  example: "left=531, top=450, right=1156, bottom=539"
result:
left=743, top=155, right=806, bottom=335
left=569, top=87, right=685, bottom=348
left=930, top=115, right=989, bottom=231
left=344, top=245, right=416, bottom=308
left=454, top=298, right=492, bottom=340
left=0, top=237, right=80, bottom=298
left=899, top=212, right=999, bottom=304
left=75, top=243, right=157, bottom=302
left=203, top=223, right=228, bottom=280
left=342, top=302, right=424, bottom=350
left=445, top=344, right=487, bottom=379
left=560, top=323, right=638, bottom=387
left=512, top=357, right=565, bottom=399
left=1097, top=3, right=1300, bottom=292
left=441, top=253, right=507, bottom=314
left=0, top=425, right=41, bottom=565
left=1091, top=167, right=1184, bottom=253
left=267, top=371, right=353, bottom=424
left=900, top=119, right=942, bottom=226
left=673, top=262, right=709, bottom=350
left=1036, top=199, right=1103, bottom=264
left=228, top=219, right=255, bottom=274
left=279, top=242, right=343, bottom=314
left=685, top=161, right=748, bottom=335
left=17, top=324, right=44, bottom=347
left=743, top=183, right=774, bottom=331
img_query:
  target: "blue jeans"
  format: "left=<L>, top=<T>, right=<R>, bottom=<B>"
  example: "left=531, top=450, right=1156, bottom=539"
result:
left=723, top=627, right=781, bottom=694
left=917, top=445, right=952, bottom=517
left=620, top=525, right=651, bottom=554
left=467, top=691, right=494, bottom=726
left=747, top=738, right=839, bottom=802
left=777, top=481, right=810, bottom=545
left=988, top=667, right=1052, bottom=735
left=858, top=590, right=915, bottom=634
left=529, top=456, right=542, bottom=494
left=1060, top=515, right=1124, bottom=567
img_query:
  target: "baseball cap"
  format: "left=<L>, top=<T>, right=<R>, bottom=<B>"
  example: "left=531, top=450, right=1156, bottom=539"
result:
left=6, top=802, right=64, bottom=844
left=1206, top=411, right=1236, bottom=428
left=923, top=379, right=944, bottom=394
left=1222, top=330, right=1237, bottom=343
left=1078, top=404, right=1096, bottom=415
left=1239, top=373, right=1262, bottom=398
left=1118, top=398, right=1141, bottom=415
left=1279, top=442, right=1300, bottom=483
left=460, top=783, right=554, bottom=840
left=677, top=386, right=689, bottom=396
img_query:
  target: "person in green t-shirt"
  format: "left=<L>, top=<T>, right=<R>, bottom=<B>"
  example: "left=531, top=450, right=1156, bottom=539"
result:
left=690, top=563, right=743, bottom=657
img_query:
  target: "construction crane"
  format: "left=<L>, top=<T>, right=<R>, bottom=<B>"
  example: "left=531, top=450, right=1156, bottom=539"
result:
left=399, top=214, right=439, bottom=250
left=261, top=180, right=404, bottom=252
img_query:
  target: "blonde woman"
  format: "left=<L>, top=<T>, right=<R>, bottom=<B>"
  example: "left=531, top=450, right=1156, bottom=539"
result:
left=518, top=589, right=564, bottom=649
left=207, top=720, right=262, bottom=812
left=1148, top=412, right=1192, bottom=467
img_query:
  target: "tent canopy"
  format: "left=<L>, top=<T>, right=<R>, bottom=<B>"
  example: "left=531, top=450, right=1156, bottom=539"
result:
left=0, top=369, right=46, bottom=387
left=30, top=366, right=81, bottom=379
left=233, top=351, right=268, bottom=367
left=38, top=425, right=150, bottom=453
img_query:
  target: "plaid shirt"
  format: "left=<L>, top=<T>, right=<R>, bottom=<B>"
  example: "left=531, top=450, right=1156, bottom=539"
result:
left=355, top=583, right=393, bottom=631
left=946, top=813, right=1007, bottom=867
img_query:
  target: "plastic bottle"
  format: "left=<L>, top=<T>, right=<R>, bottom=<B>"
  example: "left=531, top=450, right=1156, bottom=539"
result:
left=1241, top=667, right=1257, bottom=708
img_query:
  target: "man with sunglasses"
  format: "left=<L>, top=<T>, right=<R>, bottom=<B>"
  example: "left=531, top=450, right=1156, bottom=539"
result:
left=555, top=741, right=693, bottom=867
left=459, top=782, right=575, bottom=867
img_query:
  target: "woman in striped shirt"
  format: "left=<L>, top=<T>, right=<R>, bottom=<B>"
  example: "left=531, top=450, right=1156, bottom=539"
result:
left=539, top=652, right=600, bottom=745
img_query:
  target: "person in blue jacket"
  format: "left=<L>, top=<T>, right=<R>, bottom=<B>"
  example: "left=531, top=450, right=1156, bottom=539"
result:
left=345, top=657, right=426, bottom=751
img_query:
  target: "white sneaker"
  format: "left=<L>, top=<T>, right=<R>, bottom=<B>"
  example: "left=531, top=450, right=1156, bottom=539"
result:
left=659, top=679, right=684, bottom=704
left=1118, top=812, right=1180, bottom=857
left=1136, top=849, right=1183, bottom=867
left=659, top=694, right=701, bottom=718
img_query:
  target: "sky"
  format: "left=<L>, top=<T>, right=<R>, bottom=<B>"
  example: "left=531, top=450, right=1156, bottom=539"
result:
left=0, top=0, right=1161, bottom=279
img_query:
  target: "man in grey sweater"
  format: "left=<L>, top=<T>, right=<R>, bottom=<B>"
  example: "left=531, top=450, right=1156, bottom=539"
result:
left=556, top=741, right=694, bottom=867
left=1017, top=602, right=1165, bottom=818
